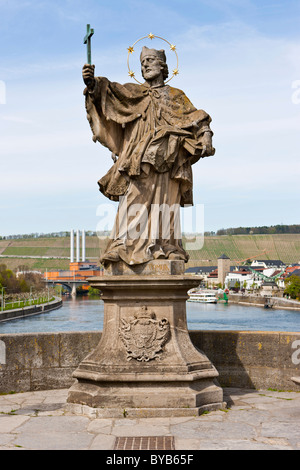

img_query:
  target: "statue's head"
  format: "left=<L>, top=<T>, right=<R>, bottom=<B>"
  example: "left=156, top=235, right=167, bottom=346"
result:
left=140, top=46, right=169, bottom=82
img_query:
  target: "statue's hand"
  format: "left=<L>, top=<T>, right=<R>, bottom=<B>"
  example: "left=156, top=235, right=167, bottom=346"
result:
left=201, top=131, right=213, bottom=156
left=82, top=64, right=95, bottom=89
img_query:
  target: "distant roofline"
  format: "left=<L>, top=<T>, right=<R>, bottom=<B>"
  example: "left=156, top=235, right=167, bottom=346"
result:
left=252, top=259, right=285, bottom=263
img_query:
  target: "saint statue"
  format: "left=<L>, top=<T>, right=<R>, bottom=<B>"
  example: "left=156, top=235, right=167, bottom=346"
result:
left=82, top=46, right=215, bottom=267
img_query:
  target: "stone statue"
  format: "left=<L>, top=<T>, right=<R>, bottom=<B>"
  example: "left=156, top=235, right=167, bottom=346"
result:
left=67, top=39, right=224, bottom=415
left=82, top=46, right=215, bottom=267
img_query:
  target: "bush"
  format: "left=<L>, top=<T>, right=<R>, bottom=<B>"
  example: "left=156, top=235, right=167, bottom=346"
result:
left=284, top=275, right=300, bottom=300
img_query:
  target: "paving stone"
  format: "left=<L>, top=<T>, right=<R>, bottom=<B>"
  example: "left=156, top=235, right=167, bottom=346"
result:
left=11, top=415, right=93, bottom=450
left=194, top=439, right=291, bottom=450
left=0, top=415, right=30, bottom=433
left=14, top=431, right=94, bottom=450
left=226, top=409, right=271, bottom=426
left=112, top=422, right=171, bottom=437
left=15, top=415, right=90, bottom=434
left=0, top=404, right=19, bottom=414
left=89, top=434, right=116, bottom=450
left=87, top=419, right=113, bottom=434
left=171, top=420, right=256, bottom=440
left=0, top=434, right=16, bottom=446
left=261, top=421, right=300, bottom=441
left=0, top=387, right=299, bottom=450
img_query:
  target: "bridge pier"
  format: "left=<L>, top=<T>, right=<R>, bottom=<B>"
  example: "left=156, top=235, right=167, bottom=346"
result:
left=71, top=283, right=77, bottom=297
left=44, top=280, right=87, bottom=297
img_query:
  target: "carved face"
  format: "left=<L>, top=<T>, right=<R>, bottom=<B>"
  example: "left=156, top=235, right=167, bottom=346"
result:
left=141, top=56, right=163, bottom=82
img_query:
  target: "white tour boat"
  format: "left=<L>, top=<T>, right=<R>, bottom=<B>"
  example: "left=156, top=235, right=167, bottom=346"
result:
left=187, top=289, right=218, bottom=303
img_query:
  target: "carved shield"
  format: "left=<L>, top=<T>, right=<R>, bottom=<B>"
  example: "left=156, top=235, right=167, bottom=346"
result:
left=119, top=307, right=170, bottom=362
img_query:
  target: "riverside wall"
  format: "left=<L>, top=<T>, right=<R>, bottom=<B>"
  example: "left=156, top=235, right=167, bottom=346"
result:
left=0, top=298, right=62, bottom=323
left=0, top=330, right=299, bottom=393
left=228, top=294, right=300, bottom=310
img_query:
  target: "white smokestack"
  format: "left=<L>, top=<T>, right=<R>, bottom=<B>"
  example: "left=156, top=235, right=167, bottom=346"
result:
left=82, top=230, right=86, bottom=262
left=76, top=229, right=80, bottom=262
left=70, top=229, right=74, bottom=263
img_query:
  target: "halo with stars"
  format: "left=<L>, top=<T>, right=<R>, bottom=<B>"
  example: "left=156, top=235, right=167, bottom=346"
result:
left=127, top=33, right=179, bottom=85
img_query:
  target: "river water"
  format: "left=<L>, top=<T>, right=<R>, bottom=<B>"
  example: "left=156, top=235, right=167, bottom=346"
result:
left=0, top=296, right=299, bottom=333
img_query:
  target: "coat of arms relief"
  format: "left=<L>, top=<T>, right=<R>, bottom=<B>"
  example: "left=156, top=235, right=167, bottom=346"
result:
left=119, top=306, right=171, bottom=362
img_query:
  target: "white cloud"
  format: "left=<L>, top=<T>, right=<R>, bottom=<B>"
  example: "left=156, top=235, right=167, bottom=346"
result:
left=0, top=114, right=34, bottom=124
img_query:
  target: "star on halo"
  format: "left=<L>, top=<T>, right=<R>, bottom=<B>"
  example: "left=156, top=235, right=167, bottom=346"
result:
left=127, top=33, right=179, bottom=84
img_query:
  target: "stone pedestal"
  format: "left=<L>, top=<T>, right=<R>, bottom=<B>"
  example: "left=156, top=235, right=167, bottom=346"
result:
left=67, top=261, right=224, bottom=417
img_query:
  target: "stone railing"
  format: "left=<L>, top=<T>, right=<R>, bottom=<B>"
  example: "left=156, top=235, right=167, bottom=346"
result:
left=0, top=330, right=299, bottom=393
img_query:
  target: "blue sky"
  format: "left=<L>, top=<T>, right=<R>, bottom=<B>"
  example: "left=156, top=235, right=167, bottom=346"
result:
left=0, top=0, right=299, bottom=236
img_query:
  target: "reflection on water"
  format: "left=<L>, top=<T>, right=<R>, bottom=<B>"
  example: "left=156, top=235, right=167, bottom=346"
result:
left=0, top=296, right=299, bottom=334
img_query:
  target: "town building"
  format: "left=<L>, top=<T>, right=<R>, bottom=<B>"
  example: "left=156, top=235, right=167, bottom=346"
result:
left=260, top=280, right=279, bottom=297
left=185, top=255, right=299, bottom=293
left=217, top=254, right=231, bottom=285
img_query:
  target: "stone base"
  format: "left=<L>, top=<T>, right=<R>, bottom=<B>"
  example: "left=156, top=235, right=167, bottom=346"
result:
left=68, top=375, right=224, bottom=412
left=104, top=259, right=185, bottom=276
left=66, top=401, right=226, bottom=419
left=67, top=262, right=224, bottom=416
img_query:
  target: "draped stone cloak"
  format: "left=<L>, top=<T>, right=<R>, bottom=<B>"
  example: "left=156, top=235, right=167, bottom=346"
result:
left=84, top=77, right=214, bottom=265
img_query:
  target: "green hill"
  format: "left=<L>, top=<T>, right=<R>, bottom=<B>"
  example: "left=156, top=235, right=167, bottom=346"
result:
left=185, top=233, right=300, bottom=267
left=0, top=233, right=299, bottom=272
left=0, top=236, right=106, bottom=271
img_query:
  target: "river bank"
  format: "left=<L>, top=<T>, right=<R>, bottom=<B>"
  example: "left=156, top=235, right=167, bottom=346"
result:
left=1, top=296, right=299, bottom=334
left=228, top=293, right=300, bottom=310
left=0, top=297, right=63, bottom=323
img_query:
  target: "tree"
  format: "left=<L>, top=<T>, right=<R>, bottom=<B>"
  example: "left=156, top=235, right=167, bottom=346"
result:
left=0, top=264, right=7, bottom=273
left=284, top=275, right=300, bottom=300
left=0, top=264, right=33, bottom=294
left=18, top=278, right=29, bottom=293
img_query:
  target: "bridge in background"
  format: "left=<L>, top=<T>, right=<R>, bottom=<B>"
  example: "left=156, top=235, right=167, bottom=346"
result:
left=44, top=229, right=102, bottom=296
left=44, top=262, right=102, bottom=296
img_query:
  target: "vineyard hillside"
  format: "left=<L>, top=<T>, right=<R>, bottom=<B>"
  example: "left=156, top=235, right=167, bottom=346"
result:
left=186, top=233, right=300, bottom=267
left=0, top=233, right=299, bottom=272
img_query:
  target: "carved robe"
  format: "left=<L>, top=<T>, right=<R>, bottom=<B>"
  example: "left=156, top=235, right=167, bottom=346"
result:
left=85, top=77, right=214, bottom=265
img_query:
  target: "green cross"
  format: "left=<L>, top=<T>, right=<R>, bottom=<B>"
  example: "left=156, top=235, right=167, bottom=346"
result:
left=83, top=24, right=94, bottom=65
